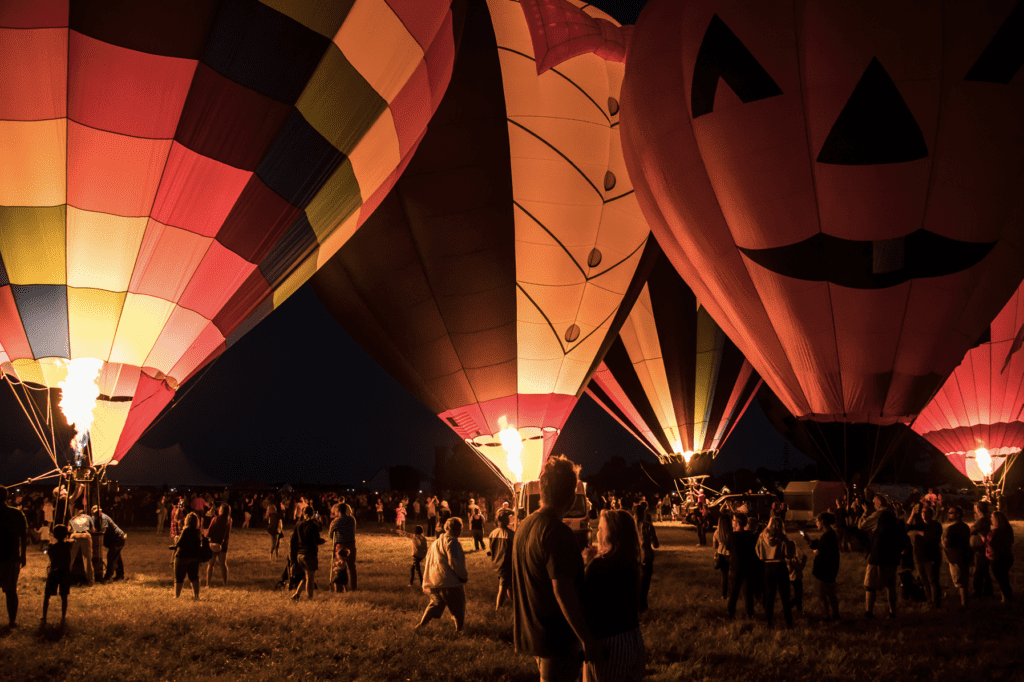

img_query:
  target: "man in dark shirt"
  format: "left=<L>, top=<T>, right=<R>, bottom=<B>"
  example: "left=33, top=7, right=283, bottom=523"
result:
left=808, top=511, right=840, bottom=620
left=513, top=456, right=602, bottom=681
left=864, top=496, right=903, bottom=618
left=943, top=505, right=972, bottom=607
left=290, top=507, right=324, bottom=600
left=488, top=508, right=515, bottom=610
left=0, top=486, right=29, bottom=627
left=727, top=512, right=757, bottom=619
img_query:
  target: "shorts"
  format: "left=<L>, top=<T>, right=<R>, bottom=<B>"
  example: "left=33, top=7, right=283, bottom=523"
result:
left=817, top=580, right=836, bottom=599
left=535, top=646, right=582, bottom=682
left=0, top=560, right=21, bottom=593
left=497, top=571, right=512, bottom=594
left=298, top=553, right=319, bottom=573
left=174, top=557, right=201, bottom=583
left=949, top=562, right=971, bottom=588
left=45, top=569, right=71, bottom=597
left=863, top=565, right=897, bottom=592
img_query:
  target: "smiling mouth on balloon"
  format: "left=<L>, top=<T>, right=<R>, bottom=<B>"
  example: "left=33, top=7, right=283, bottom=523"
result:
left=737, top=229, right=996, bottom=289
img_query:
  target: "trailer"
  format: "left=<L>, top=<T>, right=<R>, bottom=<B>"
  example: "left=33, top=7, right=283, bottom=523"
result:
left=784, top=480, right=847, bottom=523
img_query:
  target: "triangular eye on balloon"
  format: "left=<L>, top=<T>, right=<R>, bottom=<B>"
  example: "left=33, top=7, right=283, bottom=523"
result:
left=690, top=14, right=783, bottom=119
left=817, top=58, right=928, bottom=165
left=964, top=0, right=1024, bottom=83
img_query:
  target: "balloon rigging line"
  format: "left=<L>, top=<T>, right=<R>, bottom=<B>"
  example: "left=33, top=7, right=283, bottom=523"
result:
left=2, top=468, right=62, bottom=489
left=637, top=461, right=668, bottom=489
left=3, top=375, right=58, bottom=467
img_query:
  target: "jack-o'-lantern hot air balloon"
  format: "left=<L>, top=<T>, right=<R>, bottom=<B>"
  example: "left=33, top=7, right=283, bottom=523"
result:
left=312, top=0, right=654, bottom=490
left=586, top=246, right=761, bottom=480
left=914, top=284, right=1024, bottom=488
left=0, top=0, right=462, bottom=472
left=614, top=0, right=1024, bottom=451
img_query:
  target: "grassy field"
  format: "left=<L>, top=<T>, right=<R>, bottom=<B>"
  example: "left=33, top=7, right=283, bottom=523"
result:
left=1, top=520, right=1022, bottom=681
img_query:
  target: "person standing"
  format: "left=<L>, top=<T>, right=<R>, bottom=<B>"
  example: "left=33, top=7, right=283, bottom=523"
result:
left=807, top=512, right=840, bottom=620
left=633, top=502, right=659, bottom=612
left=907, top=505, right=943, bottom=607
left=470, top=509, right=486, bottom=551
left=92, top=506, right=128, bottom=582
left=971, top=501, right=994, bottom=600
left=943, top=505, right=973, bottom=608
left=68, top=505, right=96, bottom=586
left=290, top=507, right=324, bottom=600
left=266, top=497, right=281, bottom=560
left=155, top=495, right=168, bottom=535
left=863, top=496, right=903, bottom=618
left=426, top=496, right=438, bottom=539
left=205, top=504, right=232, bottom=587
left=727, top=513, right=757, bottom=620
left=756, top=516, right=794, bottom=627
left=0, top=486, right=28, bottom=627
left=329, top=502, right=358, bottom=591
left=712, top=514, right=732, bottom=600
left=487, top=509, right=515, bottom=610
left=171, top=512, right=203, bottom=600
left=169, top=498, right=185, bottom=539
left=396, top=525, right=427, bottom=588
left=41, top=524, right=72, bottom=627
left=513, top=455, right=603, bottom=681
left=987, top=511, right=1015, bottom=605
left=581, top=509, right=646, bottom=682
left=416, top=517, right=469, bottom=632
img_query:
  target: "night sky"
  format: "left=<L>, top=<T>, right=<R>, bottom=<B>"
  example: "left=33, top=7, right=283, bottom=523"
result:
left=0, top=0, right=811, bottom=488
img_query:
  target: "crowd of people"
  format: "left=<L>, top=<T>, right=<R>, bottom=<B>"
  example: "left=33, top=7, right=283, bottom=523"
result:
left=711, top=492, right=1015, bottom=627
left=1, top=469, right=1019, bottom=681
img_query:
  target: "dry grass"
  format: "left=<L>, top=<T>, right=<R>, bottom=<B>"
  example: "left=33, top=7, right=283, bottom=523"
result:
left=1, top=521, right=1022, bottom=681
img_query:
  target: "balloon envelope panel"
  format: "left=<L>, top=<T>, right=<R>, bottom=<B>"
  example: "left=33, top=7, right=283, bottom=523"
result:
left=0, top=0, right=460, bottom=462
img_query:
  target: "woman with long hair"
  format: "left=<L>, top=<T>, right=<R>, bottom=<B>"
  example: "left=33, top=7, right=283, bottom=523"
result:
left=987, top=511, right=1015, bottom=605
left=582, top=509, right=646, bottom=682
left=755, top=516, right=794, bottom=627
left=712, top=514, right=732, bottom=599
left=171, top=512, right=203, bottom=600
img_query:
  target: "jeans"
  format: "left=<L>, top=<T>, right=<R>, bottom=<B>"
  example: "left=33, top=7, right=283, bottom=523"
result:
left=763, top=561, right=793, bottom=626
left=992, top=555, right=1014, bottom=602
left=727, top=569, right=755, bottom=618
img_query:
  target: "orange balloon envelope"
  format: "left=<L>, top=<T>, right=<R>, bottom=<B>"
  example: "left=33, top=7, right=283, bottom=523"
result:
left=618, top=0, right=1024, bottom=427
left=313, top=0, right=653, bottom=487
left=0, top=0, right=461, bottom=465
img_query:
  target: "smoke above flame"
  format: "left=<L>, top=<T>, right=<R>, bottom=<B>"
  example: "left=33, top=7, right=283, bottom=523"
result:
left=498, top=416, right=524, bottom=483
left=58, top=358, right=104, bottom=455
left=975, top=447, right=992, bottom=477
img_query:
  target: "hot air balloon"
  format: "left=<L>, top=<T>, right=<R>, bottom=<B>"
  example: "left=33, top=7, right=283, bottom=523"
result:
left=0, top=0, right=462, bottom=475
left=312, top=0, right=654, bottom=490
left=914, top=284, right=1024, bottom=490
left=617, top=0, right=1024, bottom=437
left=586, top=246, right=761, bottom=482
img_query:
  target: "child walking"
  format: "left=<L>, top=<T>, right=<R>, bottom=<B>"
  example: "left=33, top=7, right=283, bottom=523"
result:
left=331, top=547, right=350, bottom=592
left=42, top=525, right=72, bottom=627
left=396, top=526, right=428, bottom=587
